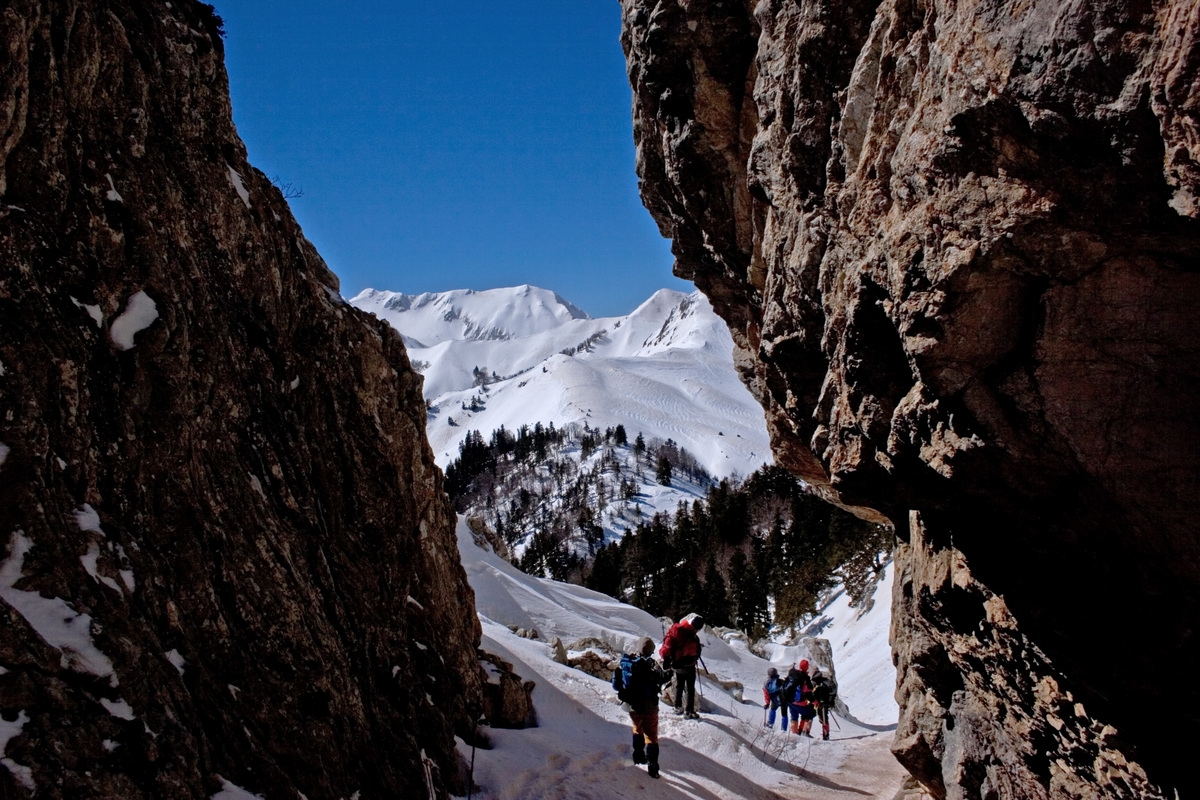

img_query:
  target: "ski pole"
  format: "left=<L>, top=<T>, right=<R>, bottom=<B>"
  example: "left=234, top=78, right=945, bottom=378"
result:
left=829, top=709, right=842, bottom=730
left=467, top=720, right=478, bottom=800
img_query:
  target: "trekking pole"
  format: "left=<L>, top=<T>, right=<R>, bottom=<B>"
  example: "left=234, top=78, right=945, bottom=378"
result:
left=467, top=710, right=486, bottom=800
left=829, top=709, right=842, bottom=731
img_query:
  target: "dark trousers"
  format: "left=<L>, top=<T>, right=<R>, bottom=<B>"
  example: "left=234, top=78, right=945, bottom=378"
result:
left=672, top=665, right=697, bottom=713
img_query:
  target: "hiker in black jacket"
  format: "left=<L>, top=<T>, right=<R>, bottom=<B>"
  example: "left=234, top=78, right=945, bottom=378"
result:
left=613, top=637, right=669, bottom=778
left=811, top=667, right=837, bottom=740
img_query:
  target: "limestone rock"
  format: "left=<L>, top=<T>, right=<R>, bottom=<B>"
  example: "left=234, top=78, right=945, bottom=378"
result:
left=479, top=652, right=537, bottom=729
left=622, top=1, right=1200, bottom=797
left=507, top=625, right=540, bottom=640
left=568, top=650, right=619, bottom=683
left=551, top=637, right=569, bottom=665
left=0, top=2, right=480, bottom=798
left=467, top=514, right=509, bottom=560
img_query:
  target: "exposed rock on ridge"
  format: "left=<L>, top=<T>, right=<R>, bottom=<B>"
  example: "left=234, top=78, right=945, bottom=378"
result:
left=0, top=2, right=480, bottom=798
left=622, top=0, right=1200, bottom=797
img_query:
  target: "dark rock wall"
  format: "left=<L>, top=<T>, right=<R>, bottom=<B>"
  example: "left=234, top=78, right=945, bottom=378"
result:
left=622, top=0, right=1200, bottom=797
left=0, top=2, right=481, bottom=798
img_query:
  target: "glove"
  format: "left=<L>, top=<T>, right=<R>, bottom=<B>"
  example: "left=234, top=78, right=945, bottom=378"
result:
left=663, top=656, right=673, bottom=670
left=764, top=703, right=770, bottom=709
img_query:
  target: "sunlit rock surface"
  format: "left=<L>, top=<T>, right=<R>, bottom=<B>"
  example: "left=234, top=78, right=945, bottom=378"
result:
left=0, top=2, right=480, bottom=797
left=621, top=1, right=1200, bottom=796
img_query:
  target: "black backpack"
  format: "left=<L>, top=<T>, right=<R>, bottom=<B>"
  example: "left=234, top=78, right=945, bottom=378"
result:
left=813, top=675, right=837, bottom=705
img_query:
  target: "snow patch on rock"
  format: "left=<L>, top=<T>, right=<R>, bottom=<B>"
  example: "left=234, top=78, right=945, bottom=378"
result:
left=226, top=165, right=251, bottom=208
left=110, top=290, right=159, bottom=350
left=1, top=531, right=117, bottom=680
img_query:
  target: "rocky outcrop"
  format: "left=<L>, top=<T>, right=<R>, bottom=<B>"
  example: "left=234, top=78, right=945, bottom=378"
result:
left=0, top=2, right=480, bottom=798
left=479, top=652, right=537, bottom=730
left=622, top=1, right=1200, bottom=797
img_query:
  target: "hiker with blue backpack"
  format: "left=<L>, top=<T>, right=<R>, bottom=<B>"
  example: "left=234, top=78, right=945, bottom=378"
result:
left=612, top=637, right=669, bottom=778
left=762, top=667, right=788, bottom=730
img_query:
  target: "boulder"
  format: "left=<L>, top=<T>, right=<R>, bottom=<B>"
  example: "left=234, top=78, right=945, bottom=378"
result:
left=568, top=650, right=620, bottom=683
left=479, top=652, right=537, bottom=729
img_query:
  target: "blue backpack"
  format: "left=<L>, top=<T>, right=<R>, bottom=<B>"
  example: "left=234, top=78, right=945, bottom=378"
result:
left=766, top=675, right=784, bottom=701
left=614, top=654, right=661, bottom=704
left=613, top=654, right=637, bottom=703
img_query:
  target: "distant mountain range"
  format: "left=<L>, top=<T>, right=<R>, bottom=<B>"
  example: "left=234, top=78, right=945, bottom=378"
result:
left=350, top=285, right=771, bottom=477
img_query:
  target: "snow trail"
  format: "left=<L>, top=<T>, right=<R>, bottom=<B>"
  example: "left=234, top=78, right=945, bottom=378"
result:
left=457, top=518, right=904, bottom=799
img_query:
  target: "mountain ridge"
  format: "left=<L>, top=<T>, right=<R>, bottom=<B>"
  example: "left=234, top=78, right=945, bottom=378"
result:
left=351, top=284, right=772, bottom=477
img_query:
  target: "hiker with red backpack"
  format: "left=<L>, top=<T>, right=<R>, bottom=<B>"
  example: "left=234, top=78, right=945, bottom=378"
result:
left=659, top=612, right=705, bottom=719
left=784, top=658, right=816, bottom=736
left=612, top=637, right=669, bottom=778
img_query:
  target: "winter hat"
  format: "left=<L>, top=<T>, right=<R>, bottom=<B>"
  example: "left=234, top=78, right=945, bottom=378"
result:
left=767, top=667, right=778, bottom=678
left=798, top=659, right=809, bottom=671
left=811, top=667, right=822, bottom=678
left=639, top=637, right=655, bottom=656
left=690, top=614, right=705, bottom=631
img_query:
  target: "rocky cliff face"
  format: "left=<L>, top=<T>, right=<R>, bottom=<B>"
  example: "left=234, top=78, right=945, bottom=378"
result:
left=0, top=2, right=481, bottom=798
left=622, top=1, right=1200, bottom=797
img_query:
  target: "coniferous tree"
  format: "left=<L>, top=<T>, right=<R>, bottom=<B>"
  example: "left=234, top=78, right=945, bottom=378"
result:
left=701, top=554, right=732, bottom=627
left=656, top=454, right=673, bottom=486
left=586, top=541, right=623, bottom=598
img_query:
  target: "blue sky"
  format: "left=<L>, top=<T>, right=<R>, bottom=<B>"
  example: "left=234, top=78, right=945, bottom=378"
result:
left=216, top=1, right=689, bottom=318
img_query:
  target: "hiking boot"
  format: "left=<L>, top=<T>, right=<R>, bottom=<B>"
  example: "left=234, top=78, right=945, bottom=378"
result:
left=673, top=707, right=684, bottom=716
left=685, top=711, right=700, bottom=720
left=648, top=763, right=660, bottom=779
left=647, top=743, right=659, bottom=778
left=822, top=732, right=829, bottom=741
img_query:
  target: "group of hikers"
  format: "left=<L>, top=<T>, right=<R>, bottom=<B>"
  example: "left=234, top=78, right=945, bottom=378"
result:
left=611, top=612, right=839, bottom=779
left=762, top=658, right=837, bottom=740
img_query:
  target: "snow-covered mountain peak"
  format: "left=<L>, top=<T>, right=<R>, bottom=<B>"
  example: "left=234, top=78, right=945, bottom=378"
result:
left=352, top=284, right=590, bottom=347
left=350, top=284, right=771, bottom=477
left=620, top=288, right=720, bottom=355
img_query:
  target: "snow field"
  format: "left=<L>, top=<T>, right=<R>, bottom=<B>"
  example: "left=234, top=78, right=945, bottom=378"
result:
left=456, top=518, right=904, bottom=799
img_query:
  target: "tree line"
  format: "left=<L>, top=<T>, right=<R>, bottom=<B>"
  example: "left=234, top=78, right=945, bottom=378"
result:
left=444, top=422, right=892, bottom=636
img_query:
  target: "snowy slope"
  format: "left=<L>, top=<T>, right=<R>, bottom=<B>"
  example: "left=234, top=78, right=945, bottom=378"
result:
left=798, top=564, right=898, bottom=726
left=457, top=517, right=904, bottom=799
left=350, top=286, right=771, bottom=477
